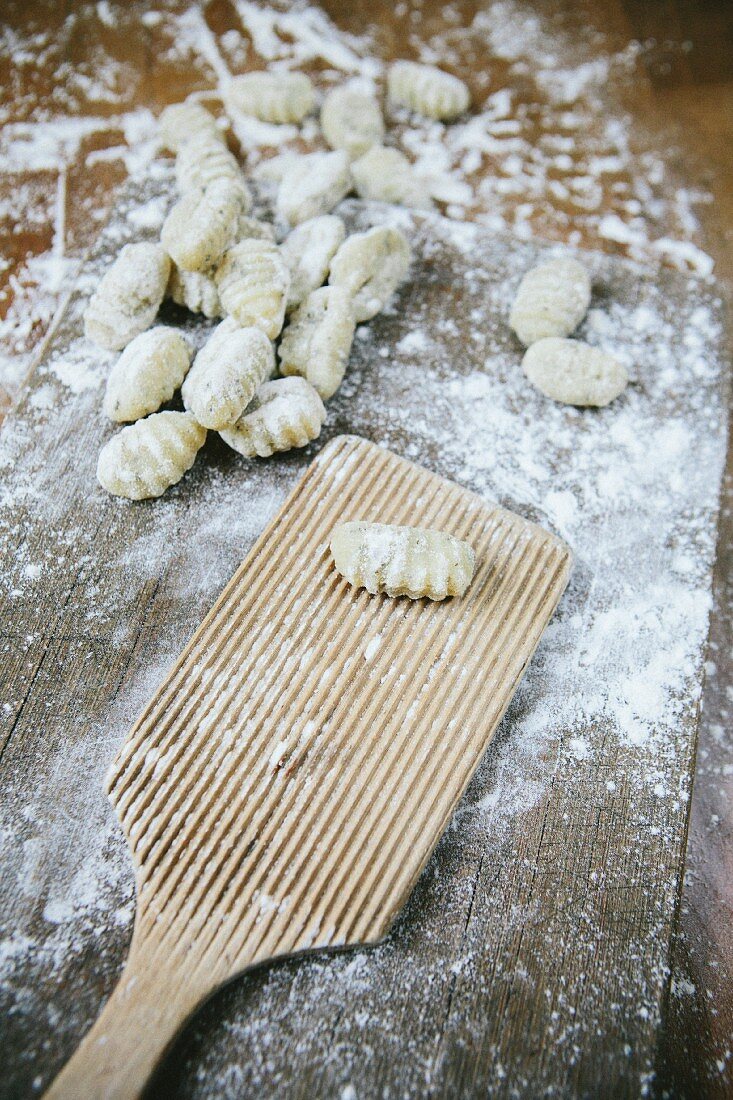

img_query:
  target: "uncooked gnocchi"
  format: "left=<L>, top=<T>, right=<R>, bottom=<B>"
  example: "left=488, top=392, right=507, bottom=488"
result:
left=252, top=152, right=301, bottom=184
left=330, top=522, right=476, bottom=600
left=181, top=320, right=275, bottom=430
left=522, top=337, right=628, bottom=407
left=277, top=151, right=352, bottom=227
left=161, top=181, right=242, bottom=273
left=226, top=71, right=315, bottom=124
left=97, top=411, right=206, bottom=500
left=103, top=326, right=192, bottom=423
left=320, top=86, right=385, bottom=160
left=167, top=265, right=222, bottom=319
left=175, top=132, right=251, bottom=210
left=158, top=101, right=223, bottom=153
left=220, top=377, right=326, bottom=458
left=279, top=215, right=346, bottom=312
left=510, top=258, right=592, bottom=346
left=329, top=226, right=410, bottom=322
left=279, top=286, right=355, bottom=400
left=84, top=242, right=170, bottom=351
left=351, top=146, right=432, bottom=209
left=214, top=239, right=290, bottom=339
left=387, top=61, right=470, bottom=121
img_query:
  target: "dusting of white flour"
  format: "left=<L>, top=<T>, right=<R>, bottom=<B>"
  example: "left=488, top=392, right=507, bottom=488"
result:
left=0, top=162, right=727, bottom=1095
left=0, top=1, right=729, bottom=1095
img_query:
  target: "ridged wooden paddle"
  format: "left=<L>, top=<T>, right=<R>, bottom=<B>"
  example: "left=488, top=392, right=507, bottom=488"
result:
left=48, top=435, right=572, bottom=1099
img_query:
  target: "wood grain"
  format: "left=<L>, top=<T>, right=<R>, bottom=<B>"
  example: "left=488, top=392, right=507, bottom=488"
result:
left=0, top=169, right=727, bottom=1099
left=2, top=1, right=732, bottom=1094
left=47, top=436, right=570, bottom=1098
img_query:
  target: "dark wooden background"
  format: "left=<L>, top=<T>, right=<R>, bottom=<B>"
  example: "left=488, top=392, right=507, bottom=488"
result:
left=0, top=1, right=732, bottom=1096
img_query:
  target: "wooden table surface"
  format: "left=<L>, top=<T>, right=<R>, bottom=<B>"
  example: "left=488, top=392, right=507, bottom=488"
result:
left=1, top=1, right=731, bottom=1096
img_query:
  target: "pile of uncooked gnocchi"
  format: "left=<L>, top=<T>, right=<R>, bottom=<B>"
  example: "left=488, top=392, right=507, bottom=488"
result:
left=87, top=61, right=471, bottom=501
left=86, top=60, right=628, bottom=504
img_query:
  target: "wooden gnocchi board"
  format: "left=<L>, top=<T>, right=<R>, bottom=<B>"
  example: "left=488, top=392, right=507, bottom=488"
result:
left=0, top=169, right=728, bottom=1099
left=47, top=435, right=571, bottom=1098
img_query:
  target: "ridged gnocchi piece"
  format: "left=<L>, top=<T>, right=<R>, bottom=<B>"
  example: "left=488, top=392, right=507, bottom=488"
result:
left=330, top=522, right=475, bottom=600
left=214, top=239, right=290, bottom=339
left=510, top=258, right=592, bottom=346
left=351, top=146, right=432, bottom=209
left=252, top=152, right=302, bottom=184
left=329, top=226, right=410, bottom=322
left=279, top=215, right=346, bottom=312
left=97, top=411, right=206, bottom=500
left=181, top=320, right=275, bottom=430
left=226, top=71, right=315, bottom=124
left=175, top=132, right=251, bottom=210
left=220, top=377, right=325, bottom=458
left=158, top=101, right=223, bottom=153
left=167, top=264, right=223, bottom=319
left=279, top=286, right=355, bottom=400
left=277, top=151, right=352, bottom=227
left=522, top=337, right=628, bottom=407
left=84, top=242, right=170, bottom=351
left=161, top=181, right=242, bottom=273
left=320, top=86, right=385, bottom=159
left=387, top=60, right=470, bottom=121
left=103, top=326, right=192, bottom=423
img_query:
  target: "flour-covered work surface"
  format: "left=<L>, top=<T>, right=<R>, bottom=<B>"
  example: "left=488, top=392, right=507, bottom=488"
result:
left=0, top=170, right=727, bottom=1098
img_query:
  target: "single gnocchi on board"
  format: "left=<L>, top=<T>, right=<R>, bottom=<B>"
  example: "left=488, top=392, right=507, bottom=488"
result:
left=158, top=101, right=223, bottom=153
left=320, top=86, right=385, bottom=159
left=277, top=151, right=353, bottom=227
left=182, top=319, right=275, bottom=430
left=226, top=71, right=315, bottom=124
left=279, top=215, right=346, bottom=312
left=161, top=180, right=242, bottom=273
left=387, top=60, right=470, bottom=121
left=214, top=239, right=290, bottom=339
left=97, top=411, right=206, bottom=500
left=252, top=151, right=302, bottom=184
left=351, top=146, right=432, bottom=210
left=510, top=257, right=592, bottom=346
left=522, top=337, right=628, bottom=407
left=175, top=132, right=251, bottom=210
left=330, top=522, right=476, bottom=601
left=220, top=377, right=326, bottom=458
left=103, top=327, right=192, bottom=423
left=329, top=225, right=411, bottom=322
left=279, top=286, right=356, bottom=400
left=84, top=242, right=170, bottom=351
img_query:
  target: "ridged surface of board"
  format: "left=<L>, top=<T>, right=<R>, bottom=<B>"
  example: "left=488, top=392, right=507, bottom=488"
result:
left=107, top=435, right=571, bottom=986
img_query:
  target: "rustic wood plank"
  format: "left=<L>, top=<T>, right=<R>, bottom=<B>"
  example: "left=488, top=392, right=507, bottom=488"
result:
left=2, top=1, right=733, bottom=1093
left=0, top=168, right=727, bottom=1098
left=47, top=435, right=570, bottom=1099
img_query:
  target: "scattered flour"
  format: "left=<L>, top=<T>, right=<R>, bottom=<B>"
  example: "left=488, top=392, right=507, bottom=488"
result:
left=0, top=1, right=729, bottom=1094
left=0, top=172, right=726, bottom=1095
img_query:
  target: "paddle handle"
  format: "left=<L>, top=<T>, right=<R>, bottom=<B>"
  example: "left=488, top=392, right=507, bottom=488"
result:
left=45, top=946, right=200, bottom=1100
